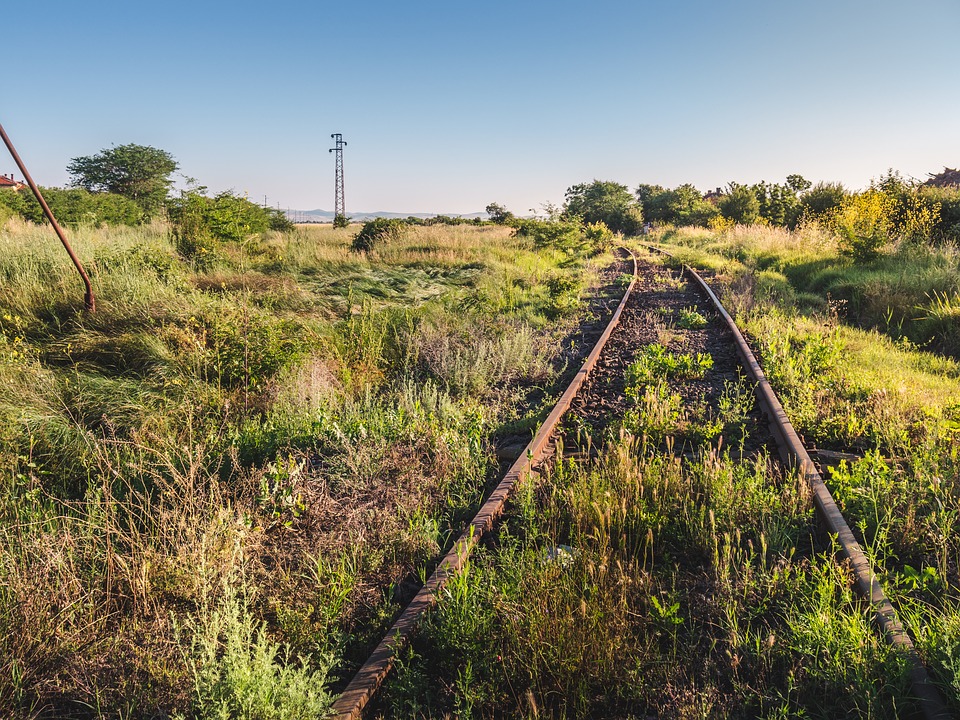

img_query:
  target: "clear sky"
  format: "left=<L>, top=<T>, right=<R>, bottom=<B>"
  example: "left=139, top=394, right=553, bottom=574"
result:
left=3, top=1, right=959, bottom=214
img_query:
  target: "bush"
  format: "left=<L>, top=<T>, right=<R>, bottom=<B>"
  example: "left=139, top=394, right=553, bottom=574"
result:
left=512, top=218, right=584, bottom=251
left=169, top=190, right=277, bottom=266
left=351, top=218, right=407, bottom=252
left=0, top=186, right=144, bottom=227
left=185, top=588, right=333, bottom=720
left=269, top=209, right=295, bottom=232
left=0, top=199, right=14, bottom=226
left=832, top=190, right=894, bottom=261
left=920, top=185, right=960, bottom=242
left=583, top=221, right=614, bottom=254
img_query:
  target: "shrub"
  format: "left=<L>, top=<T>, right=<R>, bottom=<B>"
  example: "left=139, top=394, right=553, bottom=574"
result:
left=0, top=186, right=144, bottom=227
left=269, top=209, right=295, bottom=232
left=169, top=190, right=218, bottom=267
left=204, top=192, right=271, bottom=243
left=895, top=191, right=940, bottom=244
left=513, top=218, right=581, bottom=248
left=0, top=200, right=14, bottom=226
left=169, top=190, right=276, bottom=266
left=184, top=587, right=334, bottom=720
left=920, top=185, right=960, bottom=241
left=832, top=190, right=894, bottom=261
left=351, top=218, right=407, bottom=252
left=583, top=221, right=614, bottom=254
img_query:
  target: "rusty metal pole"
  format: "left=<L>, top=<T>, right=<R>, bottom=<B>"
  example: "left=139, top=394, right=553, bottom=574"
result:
left=0, top=122, right=96, bottom=312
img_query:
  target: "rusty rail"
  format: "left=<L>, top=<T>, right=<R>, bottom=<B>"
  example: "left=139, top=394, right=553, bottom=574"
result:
left=330, top=250, right=639, bottom=720
left=0, top=121, right=96, bottom=312
left=645, top=244, right=949, bottom=720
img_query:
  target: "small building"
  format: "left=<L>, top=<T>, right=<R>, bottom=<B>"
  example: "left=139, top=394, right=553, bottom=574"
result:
left=0, top=173, right=25, bottom=191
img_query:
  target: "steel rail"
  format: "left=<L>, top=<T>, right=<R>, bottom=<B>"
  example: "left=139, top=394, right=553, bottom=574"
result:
left=0, top=121, right=96, bottom=312
left=330, top=250, right=639, bottom=720
left=645, top=244, right=949, bottom=720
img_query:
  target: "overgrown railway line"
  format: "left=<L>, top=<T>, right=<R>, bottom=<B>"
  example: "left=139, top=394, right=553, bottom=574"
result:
left=334, top=247, right=949, bottom=719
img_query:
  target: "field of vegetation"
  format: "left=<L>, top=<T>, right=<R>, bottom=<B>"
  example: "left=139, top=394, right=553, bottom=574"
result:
left=2, top=151, right=960, bottom=718
left=377, top=178, right=960, bottom=717
left=0, top=207, right=617, bottom=718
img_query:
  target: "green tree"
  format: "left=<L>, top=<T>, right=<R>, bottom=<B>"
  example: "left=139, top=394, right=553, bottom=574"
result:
left=801, top=182, right=847, bottom=217
left=754, top=181, right=802, bottom=228
left=669, top=184, right=718, bottom=226
left=718, top=184, right=760, bottom=225
left=635, top=183, right=716, bottom=226
left=635, top=183, right=667, bottom=208
left=67, top=143, right=178, bottom=215
left=786, top=174, right=812, bottom=193
left=485, top=202, right=514, bottom=225
left=635, top=184, right=671, bottom=224
left=563, top=180, right=643, bottom=235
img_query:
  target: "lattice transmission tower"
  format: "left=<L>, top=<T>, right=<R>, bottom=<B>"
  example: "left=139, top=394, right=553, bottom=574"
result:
left=329, top=133, right=347, bottom=226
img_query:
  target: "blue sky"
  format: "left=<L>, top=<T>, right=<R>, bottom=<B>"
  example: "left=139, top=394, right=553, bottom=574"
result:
left=3, top=1, right=959, bottom=214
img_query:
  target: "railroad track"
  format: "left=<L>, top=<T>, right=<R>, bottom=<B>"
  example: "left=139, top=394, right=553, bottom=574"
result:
left=331, top=246, right=949, bottom=719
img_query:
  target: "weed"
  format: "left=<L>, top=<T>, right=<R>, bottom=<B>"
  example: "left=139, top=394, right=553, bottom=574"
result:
left=180, top=585, right=334, bottom=720
left=677, top=306, right=708, bottom=329
left=624, top=344, right=713, bottom=393
left=622, top=379, right=683, bottom=443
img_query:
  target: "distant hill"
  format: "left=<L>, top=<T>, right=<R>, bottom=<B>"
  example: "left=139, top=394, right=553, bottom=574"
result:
left=289, top=209, right=488, bottom=223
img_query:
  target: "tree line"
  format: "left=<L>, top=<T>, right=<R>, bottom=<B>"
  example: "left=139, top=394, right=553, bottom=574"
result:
left=0, top=143, right=291, bottom=236
left=4, top=142, right=958, bottom=264
left=488, top=170, right=960, bottom=261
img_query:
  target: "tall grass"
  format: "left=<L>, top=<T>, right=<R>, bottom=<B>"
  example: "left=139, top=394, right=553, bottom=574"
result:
left=0, top=217, right=602, bottom=717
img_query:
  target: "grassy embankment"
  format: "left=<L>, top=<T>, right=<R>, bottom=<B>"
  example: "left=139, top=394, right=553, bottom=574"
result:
left=0, top=217, right=606, bottom=718
left=651, top=224, right=960, bottom=713
left=383, top=228, right=960, bottom=718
